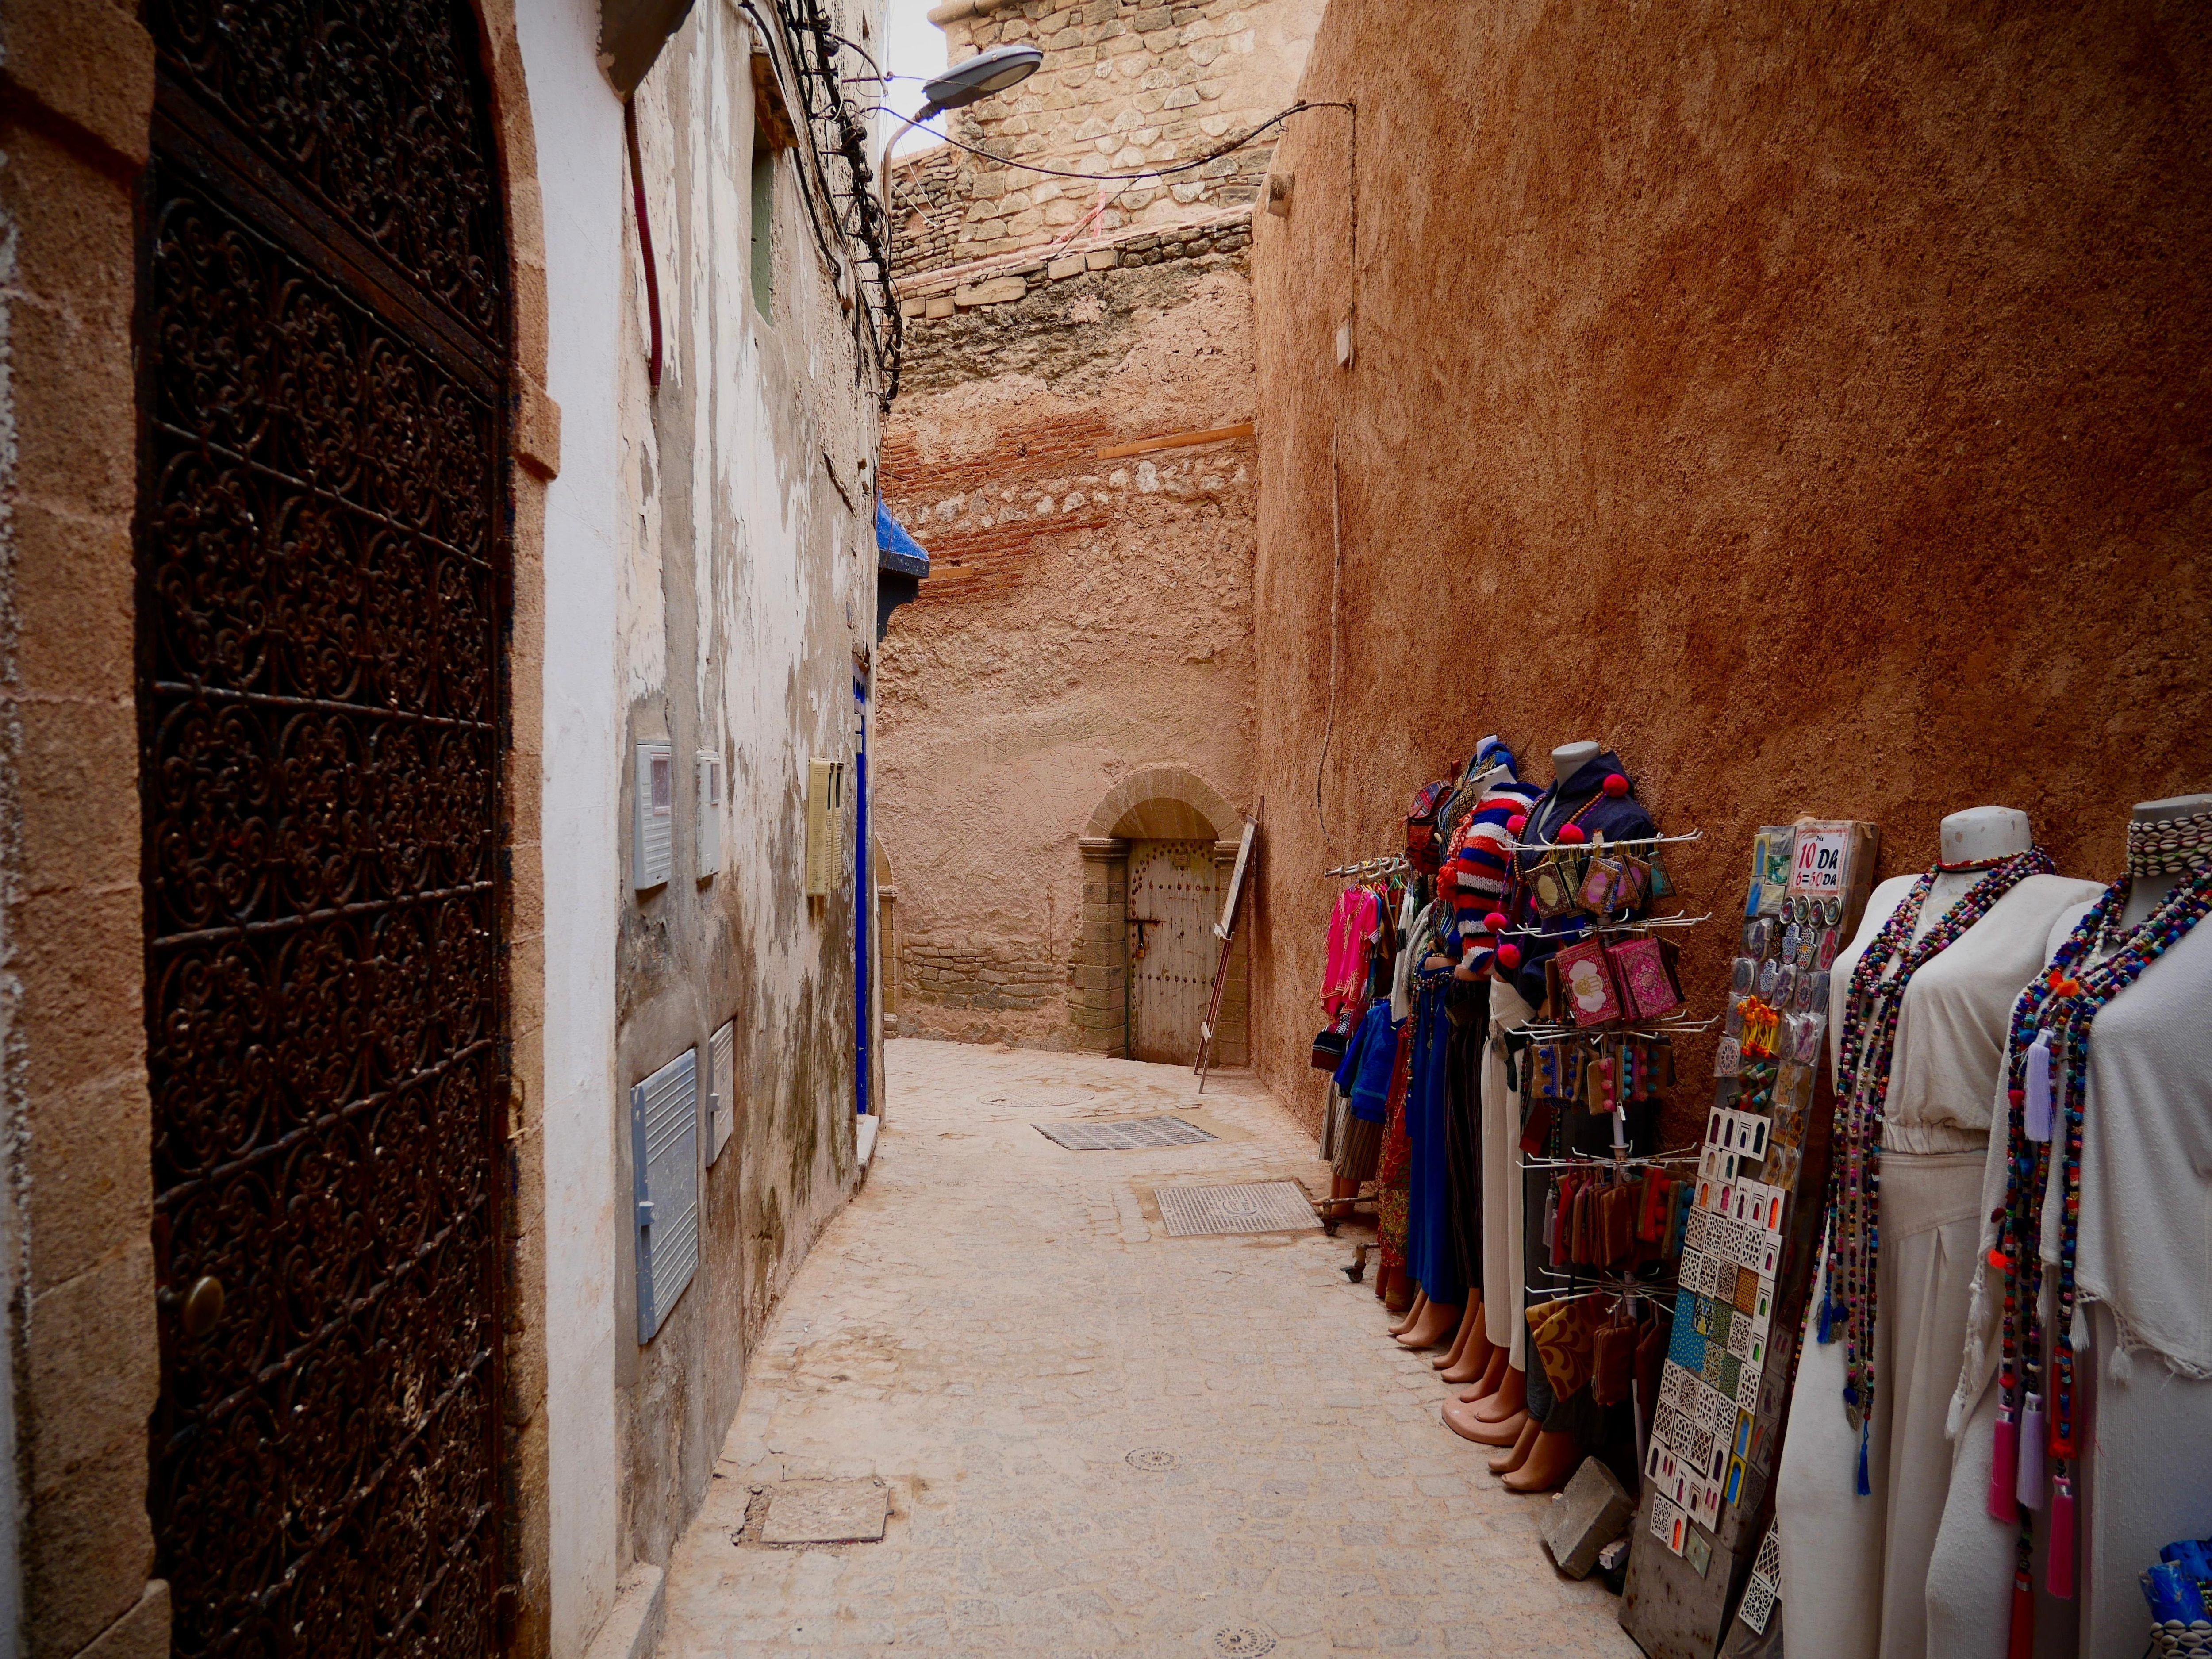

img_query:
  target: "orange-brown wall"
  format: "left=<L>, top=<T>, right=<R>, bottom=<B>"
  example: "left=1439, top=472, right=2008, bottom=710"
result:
left=1249, top=0, right=2212, bottom=1125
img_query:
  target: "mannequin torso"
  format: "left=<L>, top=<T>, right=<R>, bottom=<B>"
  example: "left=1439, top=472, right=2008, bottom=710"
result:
left=1915, top=806, right=2033, bottom=939
left=2120, top=791, right=2212, bottom=930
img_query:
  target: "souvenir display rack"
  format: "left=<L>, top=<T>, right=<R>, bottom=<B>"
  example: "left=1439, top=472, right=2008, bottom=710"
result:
left=1501, top=818, right=1708, bottom=1488
left=1621, top=820, right=1880, bottom=1658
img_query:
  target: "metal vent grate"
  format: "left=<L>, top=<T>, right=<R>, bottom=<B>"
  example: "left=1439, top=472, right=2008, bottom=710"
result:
left=632, top=1047, right=699, bottom=1340
left=1154, top=1181, right=1317, bottom=1237
left=1033, top=1115, right=1217, bottom=1151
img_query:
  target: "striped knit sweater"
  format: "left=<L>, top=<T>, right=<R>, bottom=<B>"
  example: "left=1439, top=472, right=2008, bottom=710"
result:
left=1449, top=772, right=1543, bottom=976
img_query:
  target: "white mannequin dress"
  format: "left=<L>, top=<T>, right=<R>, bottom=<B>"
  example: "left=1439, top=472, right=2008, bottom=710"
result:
left=1932, top=897, right=2212, bottom=1659
left=1777, top=871, right=2101, bottom=1659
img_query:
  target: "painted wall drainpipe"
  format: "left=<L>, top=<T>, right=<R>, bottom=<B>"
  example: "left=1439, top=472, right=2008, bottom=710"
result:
left=625, top=98, right=664, bottom=389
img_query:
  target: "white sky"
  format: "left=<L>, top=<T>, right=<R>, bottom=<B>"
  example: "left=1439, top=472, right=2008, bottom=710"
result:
left=882, top=0, right=951, bottom=157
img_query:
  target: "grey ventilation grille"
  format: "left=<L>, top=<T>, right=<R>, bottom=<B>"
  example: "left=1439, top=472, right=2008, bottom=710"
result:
left=1033, top=1115, right=1217, bottom=1151
left=1154, top=1181, right=1317, bottom=1237
left=634, top=741, right=674, bottom=889
left=708, top=1020, right=736, bottom=1166
left=632, top=1047, right=699, bottom=1340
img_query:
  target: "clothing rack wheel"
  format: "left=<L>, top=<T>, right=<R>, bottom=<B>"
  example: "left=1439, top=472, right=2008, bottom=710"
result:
left=1341, top=1240, right=1372, bottom=1282
left=1317, top=1193, right=1375, bottom=1238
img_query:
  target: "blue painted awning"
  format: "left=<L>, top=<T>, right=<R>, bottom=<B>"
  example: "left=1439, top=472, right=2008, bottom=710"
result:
left=876, top=501, right=929, bottom=579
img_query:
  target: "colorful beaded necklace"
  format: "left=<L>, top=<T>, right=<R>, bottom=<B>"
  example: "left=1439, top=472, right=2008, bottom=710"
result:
left=1987, top=861, right=2212, bottom=1644
left=1820, top=847, right=2055, bottom=1493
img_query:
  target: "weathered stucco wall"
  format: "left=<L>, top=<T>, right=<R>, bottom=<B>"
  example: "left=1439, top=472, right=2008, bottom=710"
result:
left=611, top=0, right=884, bottom=1591
left=1249, top=0, right=2212, bottom=1125
left=876, top=250, right=1258, bottom=1052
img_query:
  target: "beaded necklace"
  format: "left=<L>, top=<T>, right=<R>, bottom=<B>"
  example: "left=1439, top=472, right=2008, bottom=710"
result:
left=1987, top=862, right=2212, bottom=1643
left=1820, top=847, right=2055, bottom=1493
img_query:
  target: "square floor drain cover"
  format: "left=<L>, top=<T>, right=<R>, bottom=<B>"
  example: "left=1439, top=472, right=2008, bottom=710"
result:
left=1155, top=1180, right=1317, bottom=1237
left=1034, top=1114, right=1218, bottom=1151
left=761, top=1479, right=889, bottom=1544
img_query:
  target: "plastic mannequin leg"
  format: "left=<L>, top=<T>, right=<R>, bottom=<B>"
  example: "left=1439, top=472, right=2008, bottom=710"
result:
left=1486, top=1417, right=1539, bottom=1476
left=1390, top=1287, right=1427, bottom=1335
left=1502, top=1429, right=1582, bottom=1493
left=1397, top=1298, right=1460, bottom=1349
left=1474, top=1363, right=1527, bottom=1425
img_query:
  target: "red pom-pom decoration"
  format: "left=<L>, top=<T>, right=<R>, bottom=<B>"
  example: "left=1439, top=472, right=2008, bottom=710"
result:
left=1603, top=772, right=1629, bottom=797
left=1558, top=823, right=1588, bottom=844
left=1484, top=910, right=1509, bottom=934
left=1506, top=813, right=1528, bottom=834
left=1495, top=942, right=1523, bottom=971
left=2008, top=1089, right=2025, bottom=1106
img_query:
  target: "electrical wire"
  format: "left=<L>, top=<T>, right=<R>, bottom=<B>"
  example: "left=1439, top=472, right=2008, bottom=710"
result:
left=864, top=97, right=1338, bottom=185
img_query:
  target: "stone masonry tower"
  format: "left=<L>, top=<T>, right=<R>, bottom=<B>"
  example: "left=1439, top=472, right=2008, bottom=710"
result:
left=872, top=0, right=1323, bottom=1063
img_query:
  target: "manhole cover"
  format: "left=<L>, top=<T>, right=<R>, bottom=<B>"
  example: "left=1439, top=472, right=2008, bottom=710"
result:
left=1210, top=1630, right=1275, bottom=1656
left=1155, top=1181, right=1317, bottom=1237
left=1125, top=1448, right=1180, bottom=1471
left=1036, top=1115, right=1217, bottom=1151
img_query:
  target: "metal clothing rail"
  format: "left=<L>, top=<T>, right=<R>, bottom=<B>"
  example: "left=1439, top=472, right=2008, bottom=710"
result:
left=1506, top=827, right=1707, bottom=856
left=1325, top=853, right=1407, bottom=879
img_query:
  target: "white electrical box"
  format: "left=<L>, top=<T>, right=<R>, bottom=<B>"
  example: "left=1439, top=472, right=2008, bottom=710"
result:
left=707, top=1018, right=736, bottom=1164
left=630, top=1046, right=699, bottom=1342
left=697, top=751, right=723, bottom=879
left=804, top=757, right=845, bottom=898
left=633, top=741, right=674, bottom=890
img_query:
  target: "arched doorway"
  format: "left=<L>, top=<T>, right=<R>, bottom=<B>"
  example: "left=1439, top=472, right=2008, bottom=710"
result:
left=1074, top=767, right=1250, bottom=1067
left=135, top=2, right=514, bottom=1650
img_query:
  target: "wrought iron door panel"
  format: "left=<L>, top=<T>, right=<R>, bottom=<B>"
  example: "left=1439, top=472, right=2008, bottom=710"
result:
left=139, top=2, right=509, bottom=1653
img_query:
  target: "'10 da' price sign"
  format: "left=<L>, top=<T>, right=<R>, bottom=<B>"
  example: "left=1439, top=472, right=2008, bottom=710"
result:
left=1788, top=825, right=1850, bottom=898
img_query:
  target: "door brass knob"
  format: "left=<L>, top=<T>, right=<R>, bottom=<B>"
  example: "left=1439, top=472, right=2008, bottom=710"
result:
left=181, top=1275, right=226, bottom=1339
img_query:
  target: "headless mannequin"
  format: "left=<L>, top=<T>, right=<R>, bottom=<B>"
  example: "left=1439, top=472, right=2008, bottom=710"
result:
left=1448, top=741, right=1599, bottom=1456
left=2120, top=791, right=2210, bottom=927
left=1924, top=792, right=2212, bottom=1659
left=1781, top=805, right=2106, bottom=1659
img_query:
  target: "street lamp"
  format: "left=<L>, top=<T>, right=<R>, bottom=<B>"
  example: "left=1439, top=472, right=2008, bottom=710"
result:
left=879, top=42, right=1042, bottom=210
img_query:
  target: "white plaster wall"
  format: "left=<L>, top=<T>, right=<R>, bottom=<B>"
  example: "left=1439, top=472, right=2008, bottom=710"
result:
left=513, top=1, right=625, bottom=1653
left=605, top=0, right=886, bottom=1571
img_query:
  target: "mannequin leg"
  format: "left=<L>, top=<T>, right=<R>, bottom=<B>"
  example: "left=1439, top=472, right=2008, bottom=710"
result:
left=1486, top=1417, right=1538, bottom=1476
left=1443, top=1388, right=1526, bottom=1446
left=1396, top=1298, right=1461, bottom=1349
left=1388, top=1287, right=1427, bottom=1335
left=1329, top=1173, right=1360, bottom=1203
left=1501, top=1429, right=1581, bottom=1493
left=1433, top=1299, right=1478, bottom=1371
left=1442, top=1305, right=1495, bottom=1383
left=1474, top=1363, right=1526, bottom=1424
left=1455, top=1347, right=1508, bottom=1405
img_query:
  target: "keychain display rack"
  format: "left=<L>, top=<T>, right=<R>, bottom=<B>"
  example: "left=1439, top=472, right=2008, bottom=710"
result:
left=1621, top=819, right=1881, bottom=1659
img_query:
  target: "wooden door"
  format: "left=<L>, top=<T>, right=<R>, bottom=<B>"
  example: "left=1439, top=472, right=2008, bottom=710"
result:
left=1128, top=839, right=1220, bottom=1064
left=138, top=0, right=512, bottom=1649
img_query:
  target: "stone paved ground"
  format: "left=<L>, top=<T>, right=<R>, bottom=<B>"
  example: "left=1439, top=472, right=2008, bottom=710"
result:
left=659, top=1040, right=1640, bottom=1657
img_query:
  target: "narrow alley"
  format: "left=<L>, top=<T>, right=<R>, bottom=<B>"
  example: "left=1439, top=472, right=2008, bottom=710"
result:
left=657, top=1042, right=1632, bottom=1657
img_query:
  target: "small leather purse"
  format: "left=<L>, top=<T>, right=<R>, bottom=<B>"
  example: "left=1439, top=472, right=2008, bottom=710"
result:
left=1593, top=1319, right=1637, bottom=1406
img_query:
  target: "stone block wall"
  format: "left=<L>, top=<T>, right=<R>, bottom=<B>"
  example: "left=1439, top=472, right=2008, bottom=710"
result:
left=901, top=0, right=1323, bottom=274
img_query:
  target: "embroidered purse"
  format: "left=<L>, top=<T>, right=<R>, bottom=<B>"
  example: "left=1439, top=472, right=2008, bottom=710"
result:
left=1310, top=1022, right=1350, bottom=1071
left=1529, top=856, right=1579, bottom=918
left=1554, top=938, right=1624, bottom=1027
left=1606, top=936, right=1683, bottom=1022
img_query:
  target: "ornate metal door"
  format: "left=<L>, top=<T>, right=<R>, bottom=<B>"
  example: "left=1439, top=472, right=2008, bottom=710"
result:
left=136, top=1, right=512, bottom=1651
left=1127, top=840, right=1221, bottom=1064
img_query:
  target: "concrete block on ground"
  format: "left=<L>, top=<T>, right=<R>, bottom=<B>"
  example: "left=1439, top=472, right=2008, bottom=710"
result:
left=1538, top=1457, right=1634, bottom=1580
